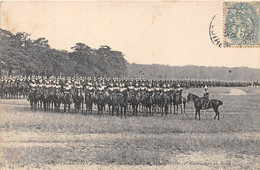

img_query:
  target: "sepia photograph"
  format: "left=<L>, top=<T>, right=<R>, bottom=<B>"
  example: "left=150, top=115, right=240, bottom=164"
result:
left=0, top=1, right=259, bottom=169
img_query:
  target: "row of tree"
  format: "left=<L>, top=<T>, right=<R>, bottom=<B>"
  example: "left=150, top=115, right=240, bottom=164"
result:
left=0, top=28, right=259, bottom=81
left=0, top=28, right=127, bottom=77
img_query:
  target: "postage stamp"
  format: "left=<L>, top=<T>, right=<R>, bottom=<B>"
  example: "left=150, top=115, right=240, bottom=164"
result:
left=223, top=1, right=260, bottom=47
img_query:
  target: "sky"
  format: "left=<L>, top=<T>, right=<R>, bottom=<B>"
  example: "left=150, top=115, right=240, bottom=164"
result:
left=0, top=1, right=260, bottom=68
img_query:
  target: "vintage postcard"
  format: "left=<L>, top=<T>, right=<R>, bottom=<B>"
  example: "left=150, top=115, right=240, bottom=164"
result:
left=0, top=1, right=259, bottom=169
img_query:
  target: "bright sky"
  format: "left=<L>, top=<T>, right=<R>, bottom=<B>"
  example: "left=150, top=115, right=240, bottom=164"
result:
left=1, top=1, right=260, bottom=68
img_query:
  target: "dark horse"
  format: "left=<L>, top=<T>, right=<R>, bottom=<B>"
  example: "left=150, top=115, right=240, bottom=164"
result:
left=118, top=91, right=128, bottom=118
left=85, top=91, right=95, bottom=114
left=187, top=93, right=223, bottom=120
left=172, top=93, right=186, bottom=114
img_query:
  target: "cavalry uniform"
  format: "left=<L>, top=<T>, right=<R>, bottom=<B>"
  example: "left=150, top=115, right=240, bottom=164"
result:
left=128, top=82, right=135, bottom=93
left=134, top=84, right=139, bottom=92
left=147, top=84, right=154, bottom=95
left=175, top=84, right=183, bottom=103
left=113, top=84, right=119, bottom=93
left=202, top=86, right=209, bottom=109
left=154, top=84, right=161, bottom=93
left=162, top=84, right=169, bottom=93
left=97, top=84, right=104, bottom=93
left=108, top=84, right=114, bottom=93
left=140, top=83, right=147, bottom=94
left=120, top=84, right=127, bottom=93
left=176, top=84, right=182, bottom=96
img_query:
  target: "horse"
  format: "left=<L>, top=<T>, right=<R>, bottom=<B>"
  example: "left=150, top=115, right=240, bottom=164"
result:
left=28, top=90, right=37, bottom=110
left=187, top=93, right=223, bottom=120
left=108, top=92, right=120, bottom=116
left=53, top=91, right=62, bottom=112
left=72, top=89, right=84, bottom=113
left=153, top=92, right=163, bottom=114
left=172, top=92, right=186, bottom=114
left=28, top=89, right=41, bottom=111
left=118, top=91, right=128, bottom=118
left=39, top=89, right=48, bottom=111
left=161, top=93, right=170, bottom=116
left=95, top=91, right=106, bottom=115
left=143, top=93, right=154, bottom=116
left=129, top=91, right=142, bottom=116
left=62, top=91, right=73, bottom=112
left=84, top=91, right=95, bottom=114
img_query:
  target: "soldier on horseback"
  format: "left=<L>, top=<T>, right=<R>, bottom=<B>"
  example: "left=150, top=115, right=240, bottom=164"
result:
left=140, top=83, right=147, bottom=95
left=176, top=84, right=182, bottom=97
left=202, top=85, right=209, bottom=109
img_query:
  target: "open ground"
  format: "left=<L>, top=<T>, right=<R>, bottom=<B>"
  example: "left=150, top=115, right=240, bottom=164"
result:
left=0, top=87, right=259, bottom=169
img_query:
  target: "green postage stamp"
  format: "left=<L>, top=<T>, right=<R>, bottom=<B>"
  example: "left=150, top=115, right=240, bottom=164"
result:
left=223, top=1, right=260, bottom=47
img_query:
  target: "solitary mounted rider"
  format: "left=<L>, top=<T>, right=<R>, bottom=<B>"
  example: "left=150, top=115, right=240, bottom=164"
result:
left=202, top=85, right=209, bottom=109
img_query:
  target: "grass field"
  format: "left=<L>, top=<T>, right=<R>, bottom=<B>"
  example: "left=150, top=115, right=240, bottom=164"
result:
left=0, top=87, right=259, bottom=169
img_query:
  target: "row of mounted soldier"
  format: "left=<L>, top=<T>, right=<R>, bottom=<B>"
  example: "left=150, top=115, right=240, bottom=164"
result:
left=0, top=75, right=247, bottom=118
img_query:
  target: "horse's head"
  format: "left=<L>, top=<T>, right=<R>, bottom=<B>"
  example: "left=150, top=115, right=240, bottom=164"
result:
left=187, top=92, right=198, bottom=103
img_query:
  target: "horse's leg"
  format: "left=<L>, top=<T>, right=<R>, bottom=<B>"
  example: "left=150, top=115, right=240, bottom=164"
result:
left=120, top=106, right=123, bottom=118
left=86, top=104, right=89, bottom=114
left=184, top=103, right=186, bottom=113
left=213, top=107, right=220, bottom=120
left=198, top=109, right=201, bottom=120
left=30, top=101, right=33, bottom=110
left=64, top=104, right=66, bottom=112
left=124, top=106, right=127, bottom=118
left=34, top=101, right=38, bottom=111
left=213, top=109, right=217, bottom=120
left=82, top=102, right=84, bottom=114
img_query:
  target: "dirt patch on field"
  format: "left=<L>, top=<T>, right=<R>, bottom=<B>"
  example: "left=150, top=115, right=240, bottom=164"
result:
left=227, top=88, right=247, bottom=96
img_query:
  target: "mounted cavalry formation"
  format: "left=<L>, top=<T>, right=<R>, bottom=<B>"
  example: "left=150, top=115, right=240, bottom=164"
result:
left=0, top=75, right=240, bottom=119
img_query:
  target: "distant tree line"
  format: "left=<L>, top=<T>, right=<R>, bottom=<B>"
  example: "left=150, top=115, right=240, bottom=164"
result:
left=127, top=64, right=260, bottom=82
left=0, top=28, right=127, bottom=77
left=0, top=28, right=259, bottom=81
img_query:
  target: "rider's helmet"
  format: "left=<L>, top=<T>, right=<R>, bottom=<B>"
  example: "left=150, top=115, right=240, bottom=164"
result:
left=177, top=84, right=180, bottom=88
left=204, top=85, right=208, bottom=90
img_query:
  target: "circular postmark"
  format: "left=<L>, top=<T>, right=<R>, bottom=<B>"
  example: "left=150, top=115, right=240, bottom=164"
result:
left=209, top=15, right=222, bottom=48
